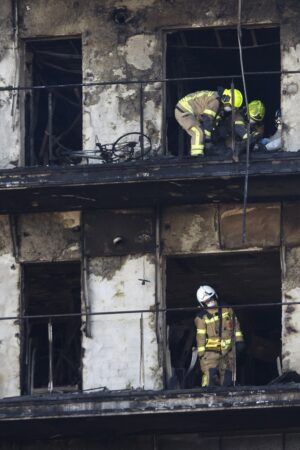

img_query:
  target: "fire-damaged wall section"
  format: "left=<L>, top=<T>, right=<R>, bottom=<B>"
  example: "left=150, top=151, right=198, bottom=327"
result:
left=281, top=0, right=300, bottom=151
left=83, top=209, right=162, bottom=391
left=0, top=0, right=20, bottom=167
left=2, top=0, right=300, bottom=168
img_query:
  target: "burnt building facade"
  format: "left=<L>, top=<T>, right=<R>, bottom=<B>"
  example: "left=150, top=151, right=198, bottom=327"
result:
left=1, top=0, right=300, bottom=448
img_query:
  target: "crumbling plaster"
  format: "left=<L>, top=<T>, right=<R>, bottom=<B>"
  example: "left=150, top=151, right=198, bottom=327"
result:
left=0, top=0, right=20, bottom=168
left=162, top=205, right=219, bottom=254
left=18, top=211, right=81, bottom=261
left=83, top=254, right=162, bottom=391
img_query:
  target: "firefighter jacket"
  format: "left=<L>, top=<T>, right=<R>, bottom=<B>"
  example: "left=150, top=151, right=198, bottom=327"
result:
left=194, top=307, right=244, bottom=357
left=177, top=91, right=220, bottom=139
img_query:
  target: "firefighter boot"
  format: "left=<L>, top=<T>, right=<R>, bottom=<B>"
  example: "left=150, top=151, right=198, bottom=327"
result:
left=222, top=369, right=233, bottom=387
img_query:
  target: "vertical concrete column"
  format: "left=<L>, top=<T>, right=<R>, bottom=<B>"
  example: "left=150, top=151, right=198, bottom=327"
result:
left=0, top=216, right=20, bottom=398
left=82, top=255, right=163, bottom=391
left=282, top=247, right=300, bottom=373
left=0, top=0, right=20, bottom=168
left=281, top=1, right=300, bottom=151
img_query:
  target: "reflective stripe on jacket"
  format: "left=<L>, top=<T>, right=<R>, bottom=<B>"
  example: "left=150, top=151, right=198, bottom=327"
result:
left=177, top=91, right=220, bottom=120
left=195, top=307, right=243, bottom=355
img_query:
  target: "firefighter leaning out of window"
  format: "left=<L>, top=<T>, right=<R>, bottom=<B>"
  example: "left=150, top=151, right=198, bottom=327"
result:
left=174, top=87, right=266, bottom=157
left=194, top=285, right=245, bottom=387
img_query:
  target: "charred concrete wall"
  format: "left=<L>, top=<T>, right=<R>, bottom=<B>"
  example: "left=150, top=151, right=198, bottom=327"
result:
left=1, top=0, right=300, bottom=166
left=0, top=1, right=20, bottom=167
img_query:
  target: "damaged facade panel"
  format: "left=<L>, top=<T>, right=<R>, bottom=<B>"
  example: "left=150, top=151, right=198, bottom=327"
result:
left=219, top=203, right=281, bottom=250
left=161, top=205, right=219, bottom=254
left=83, top=254, right=162, bottom=391
left=83, top=33, right=162, bottom=153
left=18, top=212, right=81, bottom=261
left=84, top=209, right=155, bottom=256
left=282, top=202, right=300, bottom=246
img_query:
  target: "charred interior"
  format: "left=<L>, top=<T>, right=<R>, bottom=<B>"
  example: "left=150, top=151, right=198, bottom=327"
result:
left=166, top=251, right=282, bottom=388
left=22, top=262, right=82, bottom=394
left=25, top=38, right=82, bottom=166
left=166, top=26, right=281, bottom=156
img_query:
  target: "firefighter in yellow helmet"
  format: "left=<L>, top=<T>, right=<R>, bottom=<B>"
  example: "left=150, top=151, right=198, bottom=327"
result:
left=248, top=99, right=266, bottom=141
left=175, top=88, right=243, bottom=156
left=215, top=99, right=266, bottom=159
left=194, top=285, right=244, bottom=387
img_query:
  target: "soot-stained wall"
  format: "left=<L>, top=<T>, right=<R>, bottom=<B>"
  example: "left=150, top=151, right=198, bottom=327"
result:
left=1, top=0, right=300, bottom=167
left=2, top=200, right=300, bottom=398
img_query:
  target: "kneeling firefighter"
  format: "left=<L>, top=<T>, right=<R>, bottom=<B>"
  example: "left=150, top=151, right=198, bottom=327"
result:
left=175, top=88, right=243, bottom=156
left=194, top=285, right=245, bottom=387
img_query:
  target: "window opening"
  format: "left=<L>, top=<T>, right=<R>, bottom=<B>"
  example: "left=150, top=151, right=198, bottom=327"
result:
left=22, top=262, right=82, bottom=394
left=165, top=251, right=281, bottom=389
left=24, top=38, right=82, bottom=166
left=165, top=27, right=280, bottom=157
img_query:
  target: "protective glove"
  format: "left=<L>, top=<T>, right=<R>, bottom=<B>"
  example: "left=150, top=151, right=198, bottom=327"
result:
left=235, top=341, right=246, bottom=355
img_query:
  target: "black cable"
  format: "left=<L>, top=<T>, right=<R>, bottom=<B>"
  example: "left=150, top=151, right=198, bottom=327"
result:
left=0, top=70, right=295, bottom=92
left=237, top=0, right=251, bottom=243
left=0, top=300, right=292, bottom=322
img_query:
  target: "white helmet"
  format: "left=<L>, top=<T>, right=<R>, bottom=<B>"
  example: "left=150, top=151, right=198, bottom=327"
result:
left=196, top=285, right=218, bottom=305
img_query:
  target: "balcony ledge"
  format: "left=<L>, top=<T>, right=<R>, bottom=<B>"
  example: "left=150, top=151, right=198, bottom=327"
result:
left=0, top=384, right=300, bottom=438
left=1, top=152, right=300, bottom=213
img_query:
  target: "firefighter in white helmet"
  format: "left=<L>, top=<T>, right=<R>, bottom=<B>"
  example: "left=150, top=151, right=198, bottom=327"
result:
left=194, top=285, right=244, bottom=387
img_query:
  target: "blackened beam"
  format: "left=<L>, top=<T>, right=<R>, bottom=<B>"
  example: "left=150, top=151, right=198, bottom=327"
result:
left=1, top=155, right=300, bottom=213
left=1, top=152, right=300, bottom=188
left=1, top=384, right=300, bottom=424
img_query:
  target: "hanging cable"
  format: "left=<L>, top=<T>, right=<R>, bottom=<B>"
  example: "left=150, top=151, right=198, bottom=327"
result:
left=237, top=0, right=251, bottom=243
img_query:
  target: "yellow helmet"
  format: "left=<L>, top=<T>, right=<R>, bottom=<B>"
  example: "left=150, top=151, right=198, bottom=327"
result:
left=248, top=100, right=265, bottom=121
left=221, top=88, right=243, bottom=108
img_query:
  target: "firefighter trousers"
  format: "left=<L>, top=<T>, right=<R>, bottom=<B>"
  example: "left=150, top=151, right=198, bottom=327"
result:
left=199, top=350, right=234, bottom=387
left=174, top=107, right=204, bottom=155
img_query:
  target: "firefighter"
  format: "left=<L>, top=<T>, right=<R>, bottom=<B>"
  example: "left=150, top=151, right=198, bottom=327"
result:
left=175, top=88, right=243, bottom=156
left=215, top=99, right=265, bottom=159
left=194, top=285, right=244, bottom=387
left=248, top=99, right=265, bottom=142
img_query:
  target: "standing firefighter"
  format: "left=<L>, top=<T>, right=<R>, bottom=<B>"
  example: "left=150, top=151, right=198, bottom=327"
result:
left=194, top=285, right=244, bottom=387
left=175, top=88, right=243, bottom=156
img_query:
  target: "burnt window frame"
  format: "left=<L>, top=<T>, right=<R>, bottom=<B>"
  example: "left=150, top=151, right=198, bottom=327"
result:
left=21, top=35, right=83, bottom=167
left=163, top=249, right=282, bottom=390
left=162, top=24, right=281, bottom=157
left=20, top=261, right=82, bottom=395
